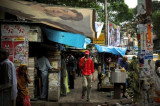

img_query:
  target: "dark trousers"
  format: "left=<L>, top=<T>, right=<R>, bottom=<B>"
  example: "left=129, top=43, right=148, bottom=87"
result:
left=67, top=66, right=75, bottom=89
left=69, top=74, right=74, bottom=89
left=77, top=69, right=82, bottom=77
left=122, top=83, right=126, bottom=95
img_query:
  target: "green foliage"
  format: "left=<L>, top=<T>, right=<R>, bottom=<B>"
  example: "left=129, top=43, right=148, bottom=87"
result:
left=107, top=0, right=134, bottom=25
left=128, top=59, right=140, bottom=102
left=152, top=10, right=160, bottom=38
left=152, top=1, right=160, bottom=38
left=152, top=1, right=160, bottom=13
left=26, top=0, right=101, bottom=9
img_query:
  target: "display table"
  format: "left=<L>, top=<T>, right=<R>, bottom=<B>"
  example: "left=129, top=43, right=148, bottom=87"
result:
left=111, top=71, right=127, bottom=99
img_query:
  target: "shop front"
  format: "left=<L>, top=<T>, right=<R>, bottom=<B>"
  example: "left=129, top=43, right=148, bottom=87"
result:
left=94, top=44, right=128, bottom=99
left=0, top=23, right=64, bottom=101
left=0, top=22, right=91, bottom=102
left=0, top=0, right=96, bottom=104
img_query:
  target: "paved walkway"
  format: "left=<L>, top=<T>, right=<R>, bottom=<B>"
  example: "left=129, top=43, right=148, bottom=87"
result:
left=31, top=71, right=132, bottom=106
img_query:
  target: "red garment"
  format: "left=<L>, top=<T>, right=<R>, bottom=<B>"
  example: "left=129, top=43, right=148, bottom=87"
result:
left=79, top=57, right=94, bottom=75
left=23, top=95, right=31, bottom=106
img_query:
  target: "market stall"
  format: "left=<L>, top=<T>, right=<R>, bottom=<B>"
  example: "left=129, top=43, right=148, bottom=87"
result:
left=29, top=41, right=62, bottom=101
left=95, top=44, right=127, bottom=95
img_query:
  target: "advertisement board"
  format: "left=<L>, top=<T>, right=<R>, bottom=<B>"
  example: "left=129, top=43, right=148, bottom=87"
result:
left=108, top=21, right=120, bottom=46
left=1, top=24, right=29, bottom=65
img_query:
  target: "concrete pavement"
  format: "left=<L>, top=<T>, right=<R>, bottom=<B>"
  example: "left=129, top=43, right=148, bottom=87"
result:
left=31, top=71, right=132, bottom=106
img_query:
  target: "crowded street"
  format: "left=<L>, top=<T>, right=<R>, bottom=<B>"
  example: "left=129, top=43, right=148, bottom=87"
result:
left=31, top=71, right=132, bottom=106
left=0, top=0, right=160, bottom=106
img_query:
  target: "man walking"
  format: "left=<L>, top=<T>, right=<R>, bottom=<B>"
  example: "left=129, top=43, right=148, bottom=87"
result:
left=0, top=48, right=17, bottom=106
left=79, top=50, right=94, bottom=102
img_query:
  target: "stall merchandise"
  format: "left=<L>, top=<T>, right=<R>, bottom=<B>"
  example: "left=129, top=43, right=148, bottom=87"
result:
left=95, top=44, right=127, bottom=91
left=28, top=57, right=35, bottom=99
left=48, top=72, right=60, bottom=101
left=47, top=50, right=61, bottom=101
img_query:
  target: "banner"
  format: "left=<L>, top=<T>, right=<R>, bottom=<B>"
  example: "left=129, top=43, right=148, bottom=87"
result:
left=1, top=24, right=29, bottom=36
left=95, top=22, right=104, bottom=39
left=108, top=21, right=120, bottom=46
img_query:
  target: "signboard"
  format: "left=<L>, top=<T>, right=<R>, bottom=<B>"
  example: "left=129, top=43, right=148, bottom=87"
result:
left=108, top=21, right=120, bottom=46
left=137, top=24, right=153, bottom=68
left=93, top=33, right=105, bottom=45
left=29, top=31, right=38, bottom=42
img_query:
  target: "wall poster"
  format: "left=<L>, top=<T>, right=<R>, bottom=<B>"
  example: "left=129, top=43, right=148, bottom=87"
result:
left=108, top=21, right=120, bottom=47
left=1, top=24, right=30, bottom=66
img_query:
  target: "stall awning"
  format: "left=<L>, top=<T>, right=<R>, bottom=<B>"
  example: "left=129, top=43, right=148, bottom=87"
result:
left=44, top=28, right=86, bottom=49
left=0, top=0, right=96, bottom=38
left=95, top=44, right=127, bottom=56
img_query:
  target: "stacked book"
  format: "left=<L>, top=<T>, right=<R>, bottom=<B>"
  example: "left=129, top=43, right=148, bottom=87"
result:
left=28, top=57, right=35, bottom=99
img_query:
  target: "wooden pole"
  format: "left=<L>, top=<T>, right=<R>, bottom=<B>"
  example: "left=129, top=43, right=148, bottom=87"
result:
left=104, top=0, right=108, bottom=46
left=137, top=0, right=153, bottom=105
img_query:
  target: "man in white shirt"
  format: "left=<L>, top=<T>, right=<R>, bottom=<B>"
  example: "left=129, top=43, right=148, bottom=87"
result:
left=35, top=55, right=53, bottom=99
left=0, top=48, right=17, bottom=106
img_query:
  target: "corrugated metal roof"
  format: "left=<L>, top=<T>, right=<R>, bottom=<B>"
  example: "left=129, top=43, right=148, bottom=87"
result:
left=0, top=0, right=96, bottom=38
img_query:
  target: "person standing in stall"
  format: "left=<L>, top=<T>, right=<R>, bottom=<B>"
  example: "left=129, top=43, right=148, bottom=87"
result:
left=61, top=53, right=68, bottom=96
left=79, top=50, right=95, bottom=102
left=16, top=64, right=31, bottom=106
left=154, top=60, right=160, bottom=103
left=0, top=48, right=17, bottom=106
left=66, top=53, right=75, bottom=89
left=118, top=56, right=128, bottom=98
left=35, top=52, right=53, bottom=100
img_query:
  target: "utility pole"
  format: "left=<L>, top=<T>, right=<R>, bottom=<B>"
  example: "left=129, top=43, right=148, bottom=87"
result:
left=104, top=0, right=108, bottom=46
left=137, top=0, right=153, bottom=105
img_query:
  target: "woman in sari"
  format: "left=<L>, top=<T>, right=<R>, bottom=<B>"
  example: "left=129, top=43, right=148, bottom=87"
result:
left=154, top=60, right=160, bottom=104
left=16, top=64, right=31, bottom=106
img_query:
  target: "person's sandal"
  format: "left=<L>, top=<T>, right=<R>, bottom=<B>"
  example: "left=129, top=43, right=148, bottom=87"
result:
left=81, top=95, right=85, bottom=99
left=122, top=95, right=127, bottom=98
left=86, top=99, right=90, bottom=102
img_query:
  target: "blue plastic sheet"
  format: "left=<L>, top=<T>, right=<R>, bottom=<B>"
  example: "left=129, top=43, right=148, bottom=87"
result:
left=83, top=38, right=91, bottom=49
left=95, top=44, right=127, bottom=57
left=44, top=28, right=86, bottom=49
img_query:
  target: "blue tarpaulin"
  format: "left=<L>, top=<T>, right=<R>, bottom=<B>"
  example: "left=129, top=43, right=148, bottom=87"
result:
left=95, top=44, right=127, bottom=56
left=44, top=28, right=86, bottom=49
left=83, top=38, right=91, bottom=49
